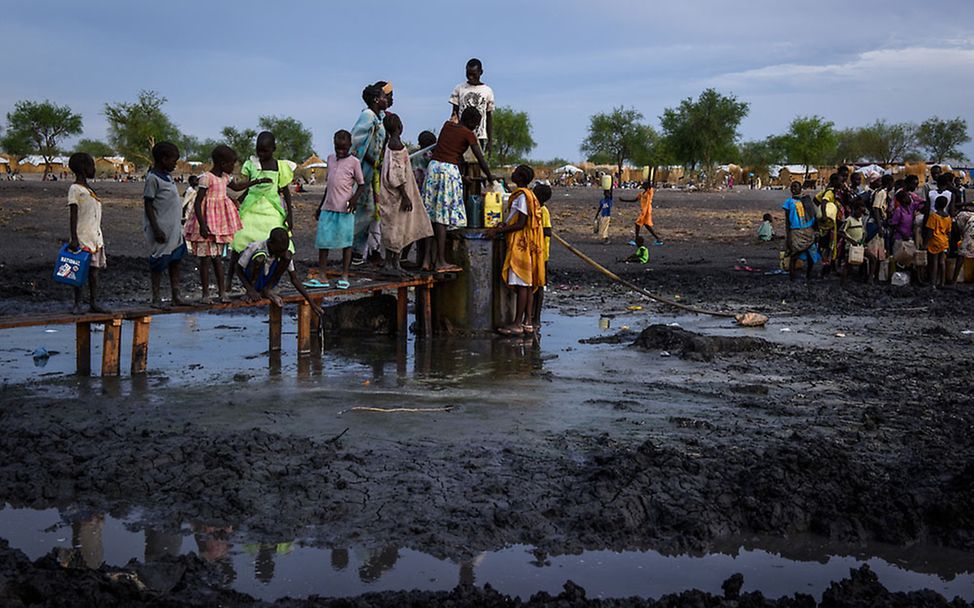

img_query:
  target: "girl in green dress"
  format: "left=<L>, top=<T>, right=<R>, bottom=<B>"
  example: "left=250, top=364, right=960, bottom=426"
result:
left=227, top=131, right=295, bottom=291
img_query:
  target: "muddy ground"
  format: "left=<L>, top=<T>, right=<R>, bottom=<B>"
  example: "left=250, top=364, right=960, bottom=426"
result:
left=1, top=180, right=973, bottom=606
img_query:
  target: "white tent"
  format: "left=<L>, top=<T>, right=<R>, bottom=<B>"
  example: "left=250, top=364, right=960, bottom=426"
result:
left=19, top=155, right=70, bottom=166
left=0, top=158, right=8, bottom=164
left=553, top=164, right=583, bottom=175
left=304, top=162, right=327, bottom=169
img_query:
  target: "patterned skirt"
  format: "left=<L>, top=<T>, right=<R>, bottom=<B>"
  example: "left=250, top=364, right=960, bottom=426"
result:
left=422, top=160, right=466, bottom=228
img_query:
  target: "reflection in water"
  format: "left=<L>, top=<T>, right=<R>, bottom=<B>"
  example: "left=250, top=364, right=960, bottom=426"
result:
left=144, top=527, right=181, bottom=562
left=193, top=523, right=236, bottom=584
left=358, top=545, right=399, bottom=583
left=71, top=514, right=103, bottom=568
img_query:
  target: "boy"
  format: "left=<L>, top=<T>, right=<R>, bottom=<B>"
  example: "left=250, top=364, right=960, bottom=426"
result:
left=67, top=152, right=109, bottom=314
left=310, top=130, right=367, bottom=290
left=181, top=174, right=199, bottom=224
left=449, top=58, right=494, bottom=158
left=625, top=236, right=650, bottom=264
left=411, top=130, right=437, bottom=194
left=620, top=181, right=662, bottom=245
left=925, top=195, right=952, bottom=288
left=532, top=183, right=553, bottom=328
left=840, top=204, right=866, bottom=285
left=143, top=141, right=187, bottom=308
left=757, top=213, right=775, bottom=241
left=239, top=227, right=323, bottom=316
left=484, top=165, right=544, bottom=336
left=594, top=189, right=612, bottom=244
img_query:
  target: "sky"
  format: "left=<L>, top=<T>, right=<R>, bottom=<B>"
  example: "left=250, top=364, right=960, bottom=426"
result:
left=2, top=0, right=973, bottom=163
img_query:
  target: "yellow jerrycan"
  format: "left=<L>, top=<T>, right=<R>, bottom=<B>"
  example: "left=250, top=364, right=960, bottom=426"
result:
left=484, top=192, right=504, bottom=228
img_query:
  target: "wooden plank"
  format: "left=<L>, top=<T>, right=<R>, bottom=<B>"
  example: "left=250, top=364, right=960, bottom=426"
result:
left=76, top=322, right=91, bottom=376
left=130, top=316, right=152, bottom=375
left=268, top=304, right=282, bottom=352
left=297, top=301, right=312, bottom=355
left=101, top=319, right=122, bottom=377
left=396, top=287, right=409, bottom=336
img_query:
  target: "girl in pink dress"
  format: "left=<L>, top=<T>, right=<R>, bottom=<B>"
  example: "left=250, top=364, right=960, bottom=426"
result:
left=184, top=145, right=269, bottom=302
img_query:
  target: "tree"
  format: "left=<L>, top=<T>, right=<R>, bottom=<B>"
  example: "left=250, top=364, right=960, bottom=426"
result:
left=860, top=120, right=917, bottom=165
left=738, top=136, right=785, bottom=174
left=781, top=115, right=837, bottom=178
left=830, top=127, right=869, bottom=165
left=491, top=106, right=536, bottom=165
left=660, top=88, right=749, bottom=172
left=104, top=90, right=181, bottom=168
left=916, top=116, right=970, bottom=163
left=220, top=126, right=258, bottom=160
left=177, top=134, right=221, bottom=162
left=73, top=138, right=115, bottom=158
left=1, top=100, right=83, bottom=177
left=581, top=106, right=653, bottom=176
left=258, top=116, right=314, bottom=162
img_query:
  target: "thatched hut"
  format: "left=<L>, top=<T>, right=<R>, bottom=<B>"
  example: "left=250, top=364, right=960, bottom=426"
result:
left=16, top=155, right=70, bottom=174
left=299, top=155, right=328, bottom=183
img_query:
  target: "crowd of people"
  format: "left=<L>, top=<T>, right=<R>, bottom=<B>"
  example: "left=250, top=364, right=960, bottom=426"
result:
left=782, top=164, right=971, bottom=287
left=60, top=58, right=557, bottom=336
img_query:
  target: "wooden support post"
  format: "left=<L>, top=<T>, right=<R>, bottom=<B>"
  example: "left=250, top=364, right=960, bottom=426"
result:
left=101, top=318, right=122, bottom=377
left=310, top=304, right=322, bottom=355
left=269, top=304, right=282, bottom=352
left=76, top=322, right=91, bottom=376
left=396, top=286, right=409, bottom=336
left=416, top=284, right=432, bottom=337
left=297, top=301, right=312, bottom=355
left=130, top=316, right=152, bottom=375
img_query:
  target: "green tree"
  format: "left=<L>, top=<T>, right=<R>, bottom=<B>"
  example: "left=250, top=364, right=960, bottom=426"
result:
left=781, top=115, right=837, bottom=178
left=660, top=88, right=749, bottom=172
left=738, top=136, right=785, bottom=174
left=491, top=106, right=536, bottom=165
left=73, top=138, right=115, bottom=158
left=830, top=127, right=869, bottom=165
left=860, top=120, right=917, bottom=165
left=220, top=126, right=258, bottom=160
left=916, top=116, right=970, bottom=163
left=104, top=90, right=182, bottom=168
left=177, top=134, right=221, bottom=162
left=1, top=100, right=83, bottom=177
left=257, top=116, right=314, bottom=162
left=581, top=106, right=653, bottom=176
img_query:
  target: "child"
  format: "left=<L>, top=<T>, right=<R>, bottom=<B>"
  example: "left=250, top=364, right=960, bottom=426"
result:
left=840, top=204, right=866, bottom=284
left=238, top=227, right=323, bottom=316
left=757, top=213, right=775, bottom=241
left=532, top=183, right=552, bottom=328
left=184, top=145, right=269, bottom=303
left=181, top=175, right=199, bottom=224
left=423, top=106, right=495, bottom=272
left=66, top=152, right=108, bottom=314
left=925, top=195, right=952, bottom=288
left=377, top=113, right=434, bottom=277
left=620, top=181, right=662, bottom=245
left=484, top=165, right=545, bottom=336
left=449, top=58, right=494, bottom=158
left=411, top=130, right=437, bottom=194
left=227, top=131, right=294, bottom=292
left=626, top=236, right=650, bottom=264
left=310, top=130, right=366, bottom=290
left=143, top=141, right=187, bottom=308
left=594, top=189, right=612, bottom=244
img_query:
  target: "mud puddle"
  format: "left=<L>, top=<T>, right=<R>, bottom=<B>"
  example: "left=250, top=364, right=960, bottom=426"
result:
left=3, top=504, right=972, bottom=602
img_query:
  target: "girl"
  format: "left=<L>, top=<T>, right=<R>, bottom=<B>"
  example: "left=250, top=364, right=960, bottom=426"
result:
left=840, top=204, right=866, bottom=284
left=815, top=173, right=843, bottom=276
left=484, top=165, right=545, bottom=336
left=184, top=145, right=269, bottom=303
left=925, top=195, right=952, bottom=288
left=377, top=113, right=433, bottom=277
left=66, top=152, right=108, bottom=314
left=620, top=181, right=661, bottom=245
left=227, top=132, right=295, bottom=291
left=423, top=106, right=495, bottom=272
left=350, top=84, right=389, bottom=263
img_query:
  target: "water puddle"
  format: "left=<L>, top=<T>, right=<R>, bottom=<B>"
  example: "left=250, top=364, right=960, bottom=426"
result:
left=1, top=505, right=971, bottom=601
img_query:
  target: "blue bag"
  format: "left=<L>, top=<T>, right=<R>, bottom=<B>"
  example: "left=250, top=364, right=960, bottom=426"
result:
left=52, top=244, right=91, bottom=287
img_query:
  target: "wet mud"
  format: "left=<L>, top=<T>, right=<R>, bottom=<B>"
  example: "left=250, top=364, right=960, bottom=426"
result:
left=2, top=181, right=973, bottom=605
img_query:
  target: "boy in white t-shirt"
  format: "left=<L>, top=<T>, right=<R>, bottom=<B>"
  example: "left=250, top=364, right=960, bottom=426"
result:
left=67, top=152, right=109, bottom=314
left=450, top=58, right=495, bottom=158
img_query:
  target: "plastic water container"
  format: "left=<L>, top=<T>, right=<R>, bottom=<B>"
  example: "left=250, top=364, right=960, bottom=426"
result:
left=600, top=174, right=612, bottom=190
left=484, top=192, right=503, bottom=228
left=891, top=271, right=910, bottom=287
left=52, top=244, right=90, bottom=287
left=465, top=195, right=484, bottom=229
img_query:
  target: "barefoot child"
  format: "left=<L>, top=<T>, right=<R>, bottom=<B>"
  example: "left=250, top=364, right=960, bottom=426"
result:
left=144, top=141, right=187, bottom=308
left=840, top=203, right=866, bottom=284
left=757, top=213, right=775, bottom=241
left=227, top=131, right=294, bottom=291
left=594, top=189, right=612, bottom=243
left=532, top=183, right=552, bottom=328
left=184, top=145, right=269, bottom=303
left=66, top=152, right=108, bottom=314
left=484, top=165, right=545, bottom=336
left=238, top=227, right=322, bottom=316
left=378, top=113, right=434, bottom=277
left=181, top=175, right=199, bottom=224
left=621, top=181, right=662, bottom=245
left=310, top=130, right=367, bottom=291
left=422, top=107, right=495, bottom=272
left=925, top=195, right=952, bottom=288
left=625, top=236, right=650, bottom=264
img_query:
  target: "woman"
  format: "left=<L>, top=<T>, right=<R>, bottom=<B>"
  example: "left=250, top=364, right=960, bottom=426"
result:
left=350, top=83, right=390, bottom=261
left=782, top=180, right=820, bottom=281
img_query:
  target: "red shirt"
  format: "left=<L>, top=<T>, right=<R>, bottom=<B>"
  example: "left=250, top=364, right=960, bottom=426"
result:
left=431, top=121, right=477, bottom=166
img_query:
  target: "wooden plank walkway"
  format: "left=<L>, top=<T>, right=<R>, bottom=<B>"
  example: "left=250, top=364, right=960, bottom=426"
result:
left=0, top=271, right=455, bottom=377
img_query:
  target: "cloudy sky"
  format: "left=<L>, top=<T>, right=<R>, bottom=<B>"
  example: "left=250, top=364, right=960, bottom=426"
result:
left=2, top=0, right=972, bottom=162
